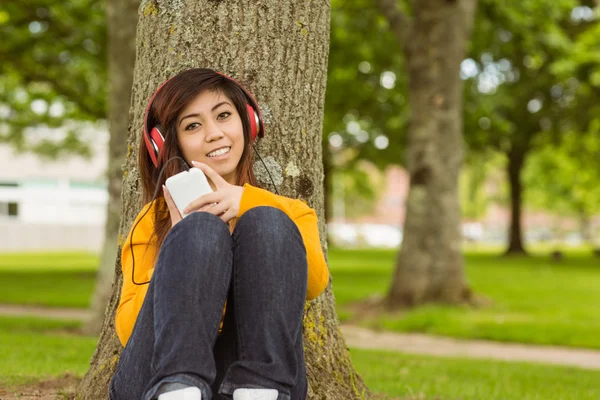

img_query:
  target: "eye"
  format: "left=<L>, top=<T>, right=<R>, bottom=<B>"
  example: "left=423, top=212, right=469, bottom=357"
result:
left=217, top=111, right=231, bottom=120
left=185, top=122, right=201, bottom=131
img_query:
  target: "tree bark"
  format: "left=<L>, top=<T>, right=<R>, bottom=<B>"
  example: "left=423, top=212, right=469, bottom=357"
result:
left=83, top=0, right=140, bottom=336
left=505, top=146, right=528, bottom=255
left=380, top=0, right=477, bottom=308
left=77, top=1, right=367, bottom=398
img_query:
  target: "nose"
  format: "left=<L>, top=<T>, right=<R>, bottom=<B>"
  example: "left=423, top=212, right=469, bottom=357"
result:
left=204, top=120, right=224, bottom=143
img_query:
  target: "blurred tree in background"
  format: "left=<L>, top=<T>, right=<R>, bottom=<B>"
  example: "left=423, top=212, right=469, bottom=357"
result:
left=1, top=1, right=138, bottom=334
left=0, top=0, right=106, bottom=157
left=463, top=0, right=599, bottom=255
left=323, top=0, right=408, bottom=222
left=84, top=0, right=139, bottom=335
left=374, top=0, right=477, bottom=308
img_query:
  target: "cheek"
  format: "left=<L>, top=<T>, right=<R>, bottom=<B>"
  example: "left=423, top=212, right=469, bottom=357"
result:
left=179, top=136, right=203, bottom=159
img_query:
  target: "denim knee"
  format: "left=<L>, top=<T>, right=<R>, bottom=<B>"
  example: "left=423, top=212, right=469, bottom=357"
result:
left=234, top=206, right=301, bottom=245
left=158, top=212, right=233, bottom=276
left=164, top=211, right=231, bottom=246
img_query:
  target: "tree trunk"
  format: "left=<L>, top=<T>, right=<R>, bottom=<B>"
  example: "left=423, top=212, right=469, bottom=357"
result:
left=578, top=212, right=593, bottom=245
left=77, top=1, right=367, bottom=399
left=83, top=0, right=140, bottom=336
left=383, top=0, right=477, bottom=308
left=505, top=146, right=528, bottom=255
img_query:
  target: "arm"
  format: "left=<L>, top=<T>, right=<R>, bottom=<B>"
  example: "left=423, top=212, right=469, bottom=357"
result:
left=237, top=184, right=329, bottom=300
left=115, top=203, right=158, bottom=346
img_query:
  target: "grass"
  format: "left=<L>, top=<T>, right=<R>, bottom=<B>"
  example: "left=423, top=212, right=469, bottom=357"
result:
left=351, top=348, right=600, bottom=400
left=0, top=316, right=97, bottom=387
left=329, top=247, right=600, bottom=349
left=1, top=250, right=600, bottom=399
left=0, top=252, right=98, bottom=308
left=1, top=248, right=600, bottom=349
left=1, top=315, right=599, bottom=399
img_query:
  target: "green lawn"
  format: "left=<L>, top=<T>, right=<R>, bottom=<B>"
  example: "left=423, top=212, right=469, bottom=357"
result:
left=351, top=348, right=600, bottom=400
left=330, top=247, right=600, bottom=349
left=1, top=249, right=600, bottom=349
left=0, top=317, right=97, bottom=387
left=1, top=248, right=599, bottom=399
left=0, top=252, right=98, bottom=308
left=1, top=316, right=599, bottom=399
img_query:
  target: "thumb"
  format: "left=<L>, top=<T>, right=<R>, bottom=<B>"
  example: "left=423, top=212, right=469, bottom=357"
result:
left=191, top=161, right=225, bottom=187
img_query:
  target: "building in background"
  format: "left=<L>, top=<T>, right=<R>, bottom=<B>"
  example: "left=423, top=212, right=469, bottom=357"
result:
left=0, top=125, right=108, bottom=251
left=328, top=164, right=600, bottom=248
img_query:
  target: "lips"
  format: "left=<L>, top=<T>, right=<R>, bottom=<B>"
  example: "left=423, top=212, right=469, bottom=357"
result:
left=206, top=146, right=231, bottom=158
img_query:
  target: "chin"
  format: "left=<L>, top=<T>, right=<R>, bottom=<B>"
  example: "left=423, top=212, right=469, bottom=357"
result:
left=213, top=164, right=237, bottom=180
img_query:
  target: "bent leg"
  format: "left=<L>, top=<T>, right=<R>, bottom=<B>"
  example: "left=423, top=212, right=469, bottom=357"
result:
left=110, top=212, right=233, bottom=400
left=219, top=206, right=308, bottom=400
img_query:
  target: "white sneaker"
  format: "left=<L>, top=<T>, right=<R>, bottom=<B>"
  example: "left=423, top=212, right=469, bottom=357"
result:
left=157, top=387, right=202, bottom=400
left=232, top=388, right=279, bottom=400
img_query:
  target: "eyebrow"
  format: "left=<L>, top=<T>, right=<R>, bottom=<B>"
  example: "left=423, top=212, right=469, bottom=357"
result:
left=179, top=101, right=231, bottom=126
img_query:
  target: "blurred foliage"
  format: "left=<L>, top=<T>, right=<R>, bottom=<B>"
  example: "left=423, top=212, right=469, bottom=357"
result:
left=330, top=160, right=385, bottom=220
left=460, top=157, right=492, bottom=221
left=0, top=0, right=106, bottom=158
left=464, top=0, right=582, bottom=154
left=325, top=0, right=600, bottom=221
left=462, top=0, right=600, bottom=206
left=324, top=0, right=408, bottom=169
left=524, top=130, right=600, bottom=221
left=323, top=0, right=408, bottom=219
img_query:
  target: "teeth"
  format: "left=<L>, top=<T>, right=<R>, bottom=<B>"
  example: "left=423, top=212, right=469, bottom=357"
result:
left=207, top=147, right=231, bottom=157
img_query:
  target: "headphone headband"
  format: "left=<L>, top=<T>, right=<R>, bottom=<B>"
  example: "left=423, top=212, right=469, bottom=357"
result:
left=143, top=70, right=265, bottom=168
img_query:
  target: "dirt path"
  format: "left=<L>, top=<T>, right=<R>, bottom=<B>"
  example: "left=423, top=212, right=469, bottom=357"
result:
left=2, top=304, right=600, bottom=371
left=0, top=373, right=78, bottom=400
left=341, top=325, right=600, bottom=370
left=0, top=304, right=90, bottom=321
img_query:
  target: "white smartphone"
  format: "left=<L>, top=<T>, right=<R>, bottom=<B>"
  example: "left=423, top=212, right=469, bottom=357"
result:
left=165, top=167, right=213, bottom=218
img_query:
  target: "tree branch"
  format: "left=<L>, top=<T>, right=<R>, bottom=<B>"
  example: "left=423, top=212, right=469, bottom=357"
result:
left=375, top=0, right=412, bottom=47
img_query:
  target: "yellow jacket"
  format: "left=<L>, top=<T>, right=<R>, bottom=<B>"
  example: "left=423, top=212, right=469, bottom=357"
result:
left=115, top=183, right=329, bottom=346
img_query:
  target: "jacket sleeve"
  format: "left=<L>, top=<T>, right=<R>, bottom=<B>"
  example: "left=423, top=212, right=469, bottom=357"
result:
left=115, top=203, right=158, bottom=346
left=237, top=184, right=329, bottom=300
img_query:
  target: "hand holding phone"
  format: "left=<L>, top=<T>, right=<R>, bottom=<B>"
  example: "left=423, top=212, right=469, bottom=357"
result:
left=164, top=168, right=213, bottom=218
left=182, top=161, right=245, bottom=224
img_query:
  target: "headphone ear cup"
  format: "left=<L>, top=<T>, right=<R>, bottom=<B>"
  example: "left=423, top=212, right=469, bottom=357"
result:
left=149, top=126, right=165, bottom=165
left=246, top=104, right=259, bottom=142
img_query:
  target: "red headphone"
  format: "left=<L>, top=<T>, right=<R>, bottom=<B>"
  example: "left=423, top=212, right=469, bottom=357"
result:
left=142, top=71, right=265, bottom=168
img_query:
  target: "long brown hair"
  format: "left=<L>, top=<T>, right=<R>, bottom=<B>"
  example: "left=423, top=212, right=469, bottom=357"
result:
left=138, top=68, right=261, bottom=250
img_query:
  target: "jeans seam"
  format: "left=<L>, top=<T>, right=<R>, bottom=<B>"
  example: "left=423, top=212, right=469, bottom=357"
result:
left=233, top=246, right=247, bottom=360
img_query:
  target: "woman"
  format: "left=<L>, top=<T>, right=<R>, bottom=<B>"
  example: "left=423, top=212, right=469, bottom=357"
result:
left=109, top=68, right=329, bottom=400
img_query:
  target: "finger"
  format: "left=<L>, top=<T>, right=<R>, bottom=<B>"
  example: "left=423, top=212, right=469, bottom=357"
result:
left=203, top=200, right=229, bottom=217
left=163, top=185, right=182, bottom=224
left=183, top=192, right=222, bottom=214
left=219, top=208, right=237, bottom=223
left=199, top=202, right=215, bottom=212
left=191, top=161, right=225, bottom=188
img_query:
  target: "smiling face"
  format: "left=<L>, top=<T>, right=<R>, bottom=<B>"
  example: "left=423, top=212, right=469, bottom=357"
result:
left=176, top=90, right=245, bottom=185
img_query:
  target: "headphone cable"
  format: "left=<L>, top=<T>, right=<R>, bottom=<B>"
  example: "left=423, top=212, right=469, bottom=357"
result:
left=130, top=156, right=188, bottom=285
left=253, top=145, right=279, bottom=195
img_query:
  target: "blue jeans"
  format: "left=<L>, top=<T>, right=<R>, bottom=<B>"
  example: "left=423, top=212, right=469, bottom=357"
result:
left=109, top=207, right=308, bottom=400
